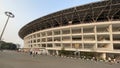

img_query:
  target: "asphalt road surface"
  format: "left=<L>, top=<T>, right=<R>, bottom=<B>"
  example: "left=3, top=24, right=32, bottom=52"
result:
left=0, top=50, right=120, bottom=68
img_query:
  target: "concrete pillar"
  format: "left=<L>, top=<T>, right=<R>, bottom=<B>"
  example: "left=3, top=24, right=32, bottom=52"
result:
left=94, top=26, right=97, bottom=49
left=56, top=50, right=59, bottom=56
left=60, top=29, right=62, bottom=48
left=109, top=24, right=113, bottom=50
left=78, top=51, right=80, bottom=57
left=52, top=30, right=55, bottom=47
left=46, top=50, right=50, bottom=55
left=53, top=50, right=56, bottom=55
left=100, top=53, right=106, bottom=60
left=81, top=27, right=84, bottom=49
left=46, top=32, right=47, bottom=47
left=70, top=27, right=72, bottom=48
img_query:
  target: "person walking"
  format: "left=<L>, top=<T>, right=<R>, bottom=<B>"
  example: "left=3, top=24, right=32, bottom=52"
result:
left=32, top=51, right=35, bottom=57
left=29, top=51, right=32, bottom=55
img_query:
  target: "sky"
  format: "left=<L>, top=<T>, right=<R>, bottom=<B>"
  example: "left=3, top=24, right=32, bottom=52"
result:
left=0, top=0, right=100, bottom=47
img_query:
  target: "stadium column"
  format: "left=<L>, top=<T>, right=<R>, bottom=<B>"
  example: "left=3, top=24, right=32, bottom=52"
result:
left=70, top=27, right=72, bottom=48
left=100, top=53, right=106, bottom=60
left=81, top=27, right=84, bottom=49
left=56, top=50, right=59, bottom=56
left=94, top=26, right=97, bottom=49
left=45, top=32, right=47, bottom=48
left=60, top=29, right=63, bottom=48
left=52, top=30, right=55, bottom=48
left=109, top=24, right=113, bottom=50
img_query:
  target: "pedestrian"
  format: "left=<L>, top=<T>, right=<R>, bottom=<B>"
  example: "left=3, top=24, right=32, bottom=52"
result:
left=32, top=51, right=35, bottom=57
left=29, top=51, right=32, bottom=55
left=35, top=52, right=38, bottom=55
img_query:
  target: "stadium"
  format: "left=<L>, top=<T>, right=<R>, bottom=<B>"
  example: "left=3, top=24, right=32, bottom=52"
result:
left=19, top=0, right=120, bottom=60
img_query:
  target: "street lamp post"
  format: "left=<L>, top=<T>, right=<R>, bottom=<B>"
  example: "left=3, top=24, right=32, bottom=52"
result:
left=0, top=11, right=15, bottom=41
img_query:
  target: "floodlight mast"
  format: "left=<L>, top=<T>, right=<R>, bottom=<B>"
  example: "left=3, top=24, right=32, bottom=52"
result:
left=0, top=11, right=15, bottom=41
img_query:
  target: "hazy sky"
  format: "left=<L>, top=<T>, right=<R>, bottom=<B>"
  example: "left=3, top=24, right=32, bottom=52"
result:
left=0, top=0, right=100, bottom=47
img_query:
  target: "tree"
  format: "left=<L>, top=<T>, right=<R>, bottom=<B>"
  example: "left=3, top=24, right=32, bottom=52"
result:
left=0, top=41, right=17, bottom=50
left=59, top=47, right=70, bottom=56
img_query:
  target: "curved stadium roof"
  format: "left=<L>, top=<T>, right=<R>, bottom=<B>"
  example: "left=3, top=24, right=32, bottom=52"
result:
left=19, top=0, right=120, bottom=39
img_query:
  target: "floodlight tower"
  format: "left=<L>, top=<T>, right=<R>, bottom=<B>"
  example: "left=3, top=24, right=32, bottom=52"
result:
left=0, top=11, right=15, bottom=41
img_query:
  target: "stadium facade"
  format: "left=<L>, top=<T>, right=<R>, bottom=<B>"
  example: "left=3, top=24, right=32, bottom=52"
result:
left=19, top=0, right=120, bottom=60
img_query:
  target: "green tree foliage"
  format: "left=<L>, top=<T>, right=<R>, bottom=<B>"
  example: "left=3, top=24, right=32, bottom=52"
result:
left=59, top=47, right=66, bottom=55
left=0, top=41, right=17, bottom=50
left=59, top=47, right=73, bottom=56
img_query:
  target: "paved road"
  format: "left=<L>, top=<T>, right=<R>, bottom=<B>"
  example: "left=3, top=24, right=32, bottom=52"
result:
left=0, top=50, right=120, bottom=68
